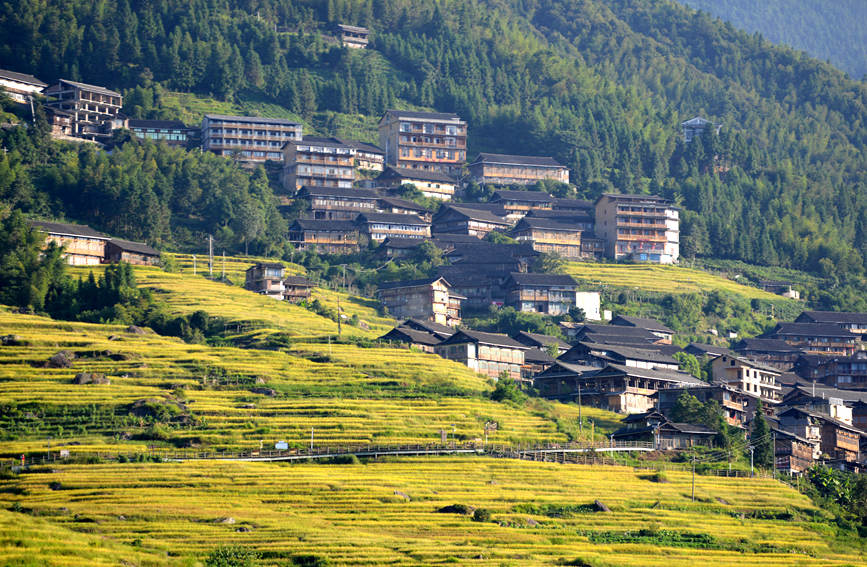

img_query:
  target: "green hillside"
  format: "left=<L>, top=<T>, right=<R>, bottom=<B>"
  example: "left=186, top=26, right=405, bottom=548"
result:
left=678, top=0, right=867, bottom=79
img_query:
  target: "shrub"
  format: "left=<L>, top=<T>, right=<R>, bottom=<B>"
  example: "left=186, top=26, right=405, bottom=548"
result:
left=490, top=379, right=526, bottom=404
left=291, top=554, right=331, bottom=566
left=204, top=545, right=259, bottom=567
left=472, top=508, right=492, bottom=522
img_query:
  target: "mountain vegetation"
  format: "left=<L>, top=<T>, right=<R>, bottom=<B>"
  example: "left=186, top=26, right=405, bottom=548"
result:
left=678, top=0, right=867, bottom=80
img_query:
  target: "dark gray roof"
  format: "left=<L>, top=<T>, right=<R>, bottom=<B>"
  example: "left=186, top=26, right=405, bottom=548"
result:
left=578, top=324, right=660, bottom=339
left=283, top=275, right=313, bottom=286
left=770, top=322, right=857, bottom=338
left=204, top=114, right=301, bottom=126
left=666, top=422, right=717, bottom=435
left=576, top=342, right=677, bottom=365
left=295, top=135, right=351, bottom=148
left=434, top=205, right=508, bottom=225
left=337, top=138, right=383, bottom=154
left=378, top=276, right=449, bottom=290
left=491, top=190, right=555, bottom=202
left=382, top=237, right=426, bottom=249
left=291, top=219, right=358, bottom=232
left=383, top=109, right=462, bottom=122
left=438, top=329, right=528, bottom=349
left=399, top=319, right=455, bottom=339
left=506, top=272, right=578, bottom=287
left=525, top=347, right=556, bottom=364
left=127, top=119, right=188, bottom=130
left=684, top=343, right=734, bottom=358
left=472, top=153, right=563, bottom=168
left=380, top=166, right=456, bottom=184
left=337, top=24, right=369, bottom=34
left=446, top=242, right=538, bottom=262
left=784, top=384, right=867, bottom=404
left=733, top=338, right=802, bottom=353
left=711, top=354, right=782, bottom=374
left=524, top=210, right=593, bottom=222
left=595, top=363, right=706, bottom=386
left=0, top=68, right=46, bottom=87
left=108, top=238, right=159, bottom=255
left=596, top=193, right=673, bottom=205
left=47, top=79, right=121, bottom=97
left=378, top=196, right=431, bottom=212
left=682, top=116, right=713, bottom=127
left=513, top=331, right=571, bottom=351
left=610, top=315, right=674, bottom=334
left=29, top=220, right=108, bottom=239
left=357, top=212, right=429, bottom=226
left=380, top=327, right=441, bottom=346
left=513, top=217, right=583, bottom=231
left=797, top=311, right=867, bottom=325
left=298, top=186, right=380, bottom=200
left=777, top=407, right=865, bottom=434
left=552, top=198, right=594, bottom=210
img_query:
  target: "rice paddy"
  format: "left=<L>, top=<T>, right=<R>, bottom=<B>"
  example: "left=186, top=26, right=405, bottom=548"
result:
left=1, top=458, right=861, bottom=566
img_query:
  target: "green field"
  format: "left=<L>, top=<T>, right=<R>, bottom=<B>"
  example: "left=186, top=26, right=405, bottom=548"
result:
left=1, top=458, right=861, bottom=566
left=563, top=262, right=787, bottom=300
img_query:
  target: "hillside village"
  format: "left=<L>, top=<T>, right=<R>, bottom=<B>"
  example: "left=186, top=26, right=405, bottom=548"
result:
left=3, top=59, right=867, bottom=481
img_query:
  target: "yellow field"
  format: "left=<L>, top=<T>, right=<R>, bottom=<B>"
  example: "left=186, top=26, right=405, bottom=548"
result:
left=0, top=308, right=610, bottom=454
left=0, top=458, right=860, bottom=566
left=563, top=262, right=783, bottom=299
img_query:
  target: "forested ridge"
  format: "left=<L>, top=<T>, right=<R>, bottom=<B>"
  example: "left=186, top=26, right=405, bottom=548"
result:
left=677, top=0, right=867, bottom=80
left=1, top=0, right=866, bottom=295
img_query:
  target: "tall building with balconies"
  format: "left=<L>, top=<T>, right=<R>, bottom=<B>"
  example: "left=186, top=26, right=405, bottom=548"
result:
left=282, top=136, right=355, bottom=192
left=202, top=114, right=301, bottom=165
left=594, top=194, right=679, bottom=264
left=43, top=79, right=122, bottom=139
left=378, top=110, right=467, bottom=177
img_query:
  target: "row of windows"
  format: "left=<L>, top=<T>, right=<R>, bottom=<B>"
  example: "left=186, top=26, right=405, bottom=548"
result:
left=210, top=138, right=284, bottom=148
left=297, top=146, right=353, bottom=155
left=399, top=122, right=463, bottom=135
left=136, top=132, right=186, bottom=141
left=297, top=166, right=354, bottom=175
left=369, top=224, right=427, bottom=231
left=223, top=150, right=281, bottom=159
left=208, top=127, right=297, bottom=137
left=399, top=135, right=458, bottom=146
left=617, top=228, right=665, bottom=236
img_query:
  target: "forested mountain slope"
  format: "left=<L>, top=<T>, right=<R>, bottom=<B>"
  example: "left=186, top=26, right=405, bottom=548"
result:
left=1, top=0, right=866, bottom=291
left=678, top=0, right=867, bottom=80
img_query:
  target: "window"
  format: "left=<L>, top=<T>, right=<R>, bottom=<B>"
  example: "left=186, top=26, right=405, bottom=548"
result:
left=400, top=122, right=411, bottom=132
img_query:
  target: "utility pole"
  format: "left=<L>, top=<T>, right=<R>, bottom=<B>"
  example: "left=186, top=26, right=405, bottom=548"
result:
left=337, top=295, right=342, bottom=336
left=310, top=427, right=314, bottom=450
left=691, top=452, right=696, bottom=502
left=222, top=251, right=226, bottom=280
left=193, top=254, right=197, bottom=275
left=578, top=383, right=583, bottom=439
left=749, top=446, right=755, bottom=477
left=208, top=235, right=213, bottom=277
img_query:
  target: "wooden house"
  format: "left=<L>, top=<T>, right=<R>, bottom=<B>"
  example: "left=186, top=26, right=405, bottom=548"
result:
left=432, top=205, right=510, bottom=237
left=355, top=212, right=430, bottom=242
left=376, top=196, right=432, bottom=221
left=378, top=326, right=442, bottom=353
left=127, top=119, right=193, bottom=148
left=288, top=219, right=359, bottom=254
left=522, top=348, right=556, bottom=382
left=609, top=315, right=674, bottom=344
left=778, top=407, right=862, bottom=463
left=503, top=272, right=579, bottom=316
left=29, top=220, right=109, bottom=266
left=435, top=329, right=529, bottom=381
left=512, top=331, right=571, bottom=356
left=338, top=138, right=385, bottom=172
left=376, top=166, right=456, bottom=200
left=336, top=24, right=369, bottom=49
left=558, top=342, right=680, bottom=371
left=489, top=190, right=555, bottom=211
left=468, top=154, right=569, bottom=186
left=763, top=322, right=859, bottom=356
left=378, top=110, right=467, bottom=177
left=398, top=318, right=456, bottom=341
left=795, top=311, right=867, bottom=334
left=774, top=428, right=816, bottom=475
left=297, top=186, right=379, bottom=220
left=612, top=411, right=717, bottom=449
left=0, top=68, right=46, bottom=103
left=104, top=238, right=160, bottom=266
left=511, top=217, right=585, bottom=259
left=731, top=337, right=804, bottom=370
left=282, top=136, right=355, bottom=192
left=594, top=193, right=679, bottom=264
left=283, top=275, right=313, bottom=303
left=244, top=262, right=285, bottom=300
left=376, top=276, right=462, bottom=327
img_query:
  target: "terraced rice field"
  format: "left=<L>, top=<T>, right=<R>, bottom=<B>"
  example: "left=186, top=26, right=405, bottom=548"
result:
left=563, top=262, right=784, bottom=300
left=0, top=309, right=608, bottom=455
left=1, top=458, right=860, bottom=566
left=165, top=253, right=305, bottom=286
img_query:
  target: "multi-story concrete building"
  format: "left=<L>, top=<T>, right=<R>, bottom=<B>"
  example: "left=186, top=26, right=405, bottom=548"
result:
left=594, top=194, right=679, bottom=263
left=127, top=119, right=193, bottom=148
left=378, top=110, right=467, bottom=176
left=0, top=68, right=46, bottom=104
left=202, top=114, right=301, bottom=165
left=467, top=153, right=569, bottom=186
left=337, top=24, right=369, bottom=48
left=29, top=220, right=110, bottom=266
left=711, top=354, right=782, bottom=404
left=282, top=136, right=355, bottom=192
left=377, top=276, right=462, bottom=327
left=43, top=79, right=123, bottom=139
left=339, top=138, right=385, bottom=172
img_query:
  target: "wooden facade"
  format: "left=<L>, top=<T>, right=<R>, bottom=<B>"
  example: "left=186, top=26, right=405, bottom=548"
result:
left=378, top=110, right=467, bottom=177
left=0, top=68, right=46, bottom=104
left=435, top=330, right=528, bottom=381
left=283, top=275, right=313, bottom=303
left=202, top=114, right=301, bottom=165
left=282, top=136, right=355, bottom=192
left=337, top=24, right=369, bottom=48
left=29, top=220, right=109, bottom=266
left=104, top=239, right=160, bottom=266
left=765, top=322, right=858, bottom=356
left=376, top=166, right=456, bottom=200
left=377, top=276, right=461, bottom=327
left=511, top=217, right=584, bottom=259
left=298, top=186, right=379, bottom=221
left=594, top=194, right=679, bottom=264
left=288, top=219, right=359, bottom=254
left=503, top=272, right=579, bottom=316
left=468, top=153, right=569, bottom=185
left=245, top=262, right=285, bottom=300
left=431, top=205, right=510, bottom=237
left=356, top=212, right=431, bottom=242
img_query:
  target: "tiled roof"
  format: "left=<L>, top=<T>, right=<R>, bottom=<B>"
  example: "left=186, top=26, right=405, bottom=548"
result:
left=380, top=327, right=441, bottom=346
left=434, top=205, right=508, bottom=224
left=47, top=79, right=121, bottom=97
left=291, top=219, right=358, bottom=232
left=108, top=238, right=159, bottom=255
left=380, top=166, right=456, bottom=184
left=513, top=331, right=571, bottom=351
left=473, top=153, right=563, bottom=168
left=127, top=119, right=188, bottom=130
left=357, top=212, right=429, bottom=225
left=491, top=190, right=555, bottom=202
left=610, top=315, right=674, bottom=334
left=400, top=319, right=455, bottom=338
left=439, top=329, right=528, bottom=349
left=29, top=220, right=108, bottom=239
left=378, top=276, right=448, bottom=290
left=297, top=186, right=380, bottom=200
left=0, top=68, right=46, bottom=87
left=506, top=272, right=578, bottom=287
left=383, top=109, right=462, bottom=121
left=770, top=322, right=857, bottom=338
left=797, top=311, right=867, bottom=325
left=596, top=363, right=706, bottom=386
left=205, top=114, right=301, bottom=126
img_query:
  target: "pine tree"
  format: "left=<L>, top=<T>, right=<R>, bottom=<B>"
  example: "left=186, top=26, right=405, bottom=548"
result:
left=750, top=401, right=774, bottom=469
